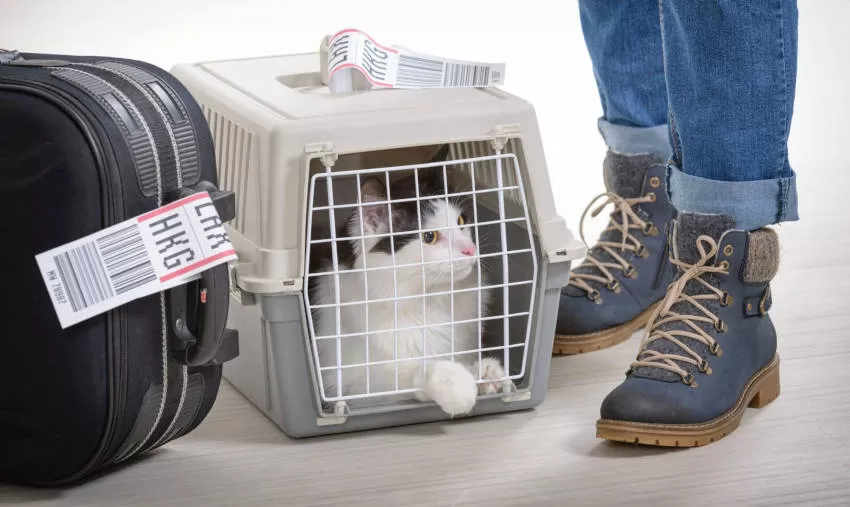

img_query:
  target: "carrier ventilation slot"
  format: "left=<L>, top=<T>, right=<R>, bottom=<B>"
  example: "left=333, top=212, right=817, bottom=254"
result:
left=202, top=105, right=252, bottom=233
left=449, top=140, right=521, bottom=206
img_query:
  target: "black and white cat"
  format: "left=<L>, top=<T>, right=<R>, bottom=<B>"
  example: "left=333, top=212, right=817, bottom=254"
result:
left=309, top=159, right=511, bottom=416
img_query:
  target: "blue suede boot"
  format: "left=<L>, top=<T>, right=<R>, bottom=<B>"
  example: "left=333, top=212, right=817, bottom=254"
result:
left=554, top=151, right=677, bottom=355
left=596, top=213, right=781, bottom=447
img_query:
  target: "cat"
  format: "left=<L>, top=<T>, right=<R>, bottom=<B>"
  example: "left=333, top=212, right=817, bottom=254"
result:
left=308, top=154, right=512, bottom=416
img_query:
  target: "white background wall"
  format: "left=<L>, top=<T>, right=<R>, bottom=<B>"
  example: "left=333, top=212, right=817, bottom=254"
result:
left=2, top=0, right=848, bottom=241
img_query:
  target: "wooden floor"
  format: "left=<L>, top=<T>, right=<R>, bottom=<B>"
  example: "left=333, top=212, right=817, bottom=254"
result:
left=2, top=171, right=848, bottom=506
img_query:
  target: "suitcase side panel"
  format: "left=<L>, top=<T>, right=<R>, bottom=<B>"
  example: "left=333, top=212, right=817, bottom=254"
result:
left=1, top=54, right=228, bottom=484
left=0, top=86, right=112, bottom=484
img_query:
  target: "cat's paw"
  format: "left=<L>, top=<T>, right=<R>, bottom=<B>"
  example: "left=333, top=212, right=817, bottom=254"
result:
left=421, top=361, right=478, bottom=417
left=473, top=358, right=515, bottom=395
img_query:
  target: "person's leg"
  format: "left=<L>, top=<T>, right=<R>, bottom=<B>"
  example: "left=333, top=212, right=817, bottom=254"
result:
left=579, top=0, right=669, bottom=159
left=555, top=0, right=678, bottom=355
left=597, top=0, right=798, bottom=447
left=664, top=1, right=799, bottom=229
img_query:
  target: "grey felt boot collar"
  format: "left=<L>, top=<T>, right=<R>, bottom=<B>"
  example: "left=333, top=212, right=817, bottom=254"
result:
left=603, top=150, right=665, bottom=199
left=743, top=228, right=780, bottom=283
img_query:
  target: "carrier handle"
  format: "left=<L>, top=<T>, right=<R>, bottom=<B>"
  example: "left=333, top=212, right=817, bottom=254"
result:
left=167, top=182, right=239, bottom=367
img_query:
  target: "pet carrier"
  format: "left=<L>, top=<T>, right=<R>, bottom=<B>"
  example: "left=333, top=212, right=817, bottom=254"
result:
left=170, top=50, right=585, bottom=437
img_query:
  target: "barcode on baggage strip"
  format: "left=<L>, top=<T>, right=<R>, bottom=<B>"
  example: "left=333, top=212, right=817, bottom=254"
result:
left=397, top=54, right=444, bottom=87
left=442, top=62, right=491, bottom=88
left=53, top=224, right=157, bottom=313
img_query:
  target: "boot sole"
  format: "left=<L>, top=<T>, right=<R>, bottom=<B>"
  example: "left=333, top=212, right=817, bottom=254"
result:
left=553, top=302, right=661, bottom=356
left=596, top=354, right=781, bottom=447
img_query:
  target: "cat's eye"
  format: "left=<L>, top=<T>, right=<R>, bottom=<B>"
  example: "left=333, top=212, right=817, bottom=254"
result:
left=422, top=231, right=439, bottom=245
left=457, top=215, right=465, bottom=226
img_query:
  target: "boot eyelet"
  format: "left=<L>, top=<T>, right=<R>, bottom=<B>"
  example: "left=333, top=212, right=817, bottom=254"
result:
left=646, top=192, right=656, bottom=202
left=649, top=176, right=661, bottom=188
left=699, top=361, right=713, bottom=375
left=623, top=265, right=637, bottom=279
left=719, top=260, right=730, bottom=271
left=642, top=223, right=659, bottom=236
left=635, top=245, right=649, bottom=258
left=723, top=244, right=734, bottom=256
left=710, top=342, right=723, bottom=357
left=683, top=374, right=698, bottom=388
left=589, top=290, right=603, bottom=304
left=715, top=319, right=727, bottom=332
left=606, top=280, right=621, bottom=293
left=720, top=292, right=733, bottom=307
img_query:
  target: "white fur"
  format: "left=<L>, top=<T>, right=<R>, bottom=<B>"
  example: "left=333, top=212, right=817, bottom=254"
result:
left=312, top=199, right=511, bottom=416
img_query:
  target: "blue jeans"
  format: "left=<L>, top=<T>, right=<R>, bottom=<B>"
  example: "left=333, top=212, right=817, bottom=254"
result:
left=579, top=0, right=799, bottom=231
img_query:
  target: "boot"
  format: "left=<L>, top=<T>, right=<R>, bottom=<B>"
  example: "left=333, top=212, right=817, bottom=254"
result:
left=554, top=151, right=677, bottom=355
left=596, top=212, right=781, bottom=447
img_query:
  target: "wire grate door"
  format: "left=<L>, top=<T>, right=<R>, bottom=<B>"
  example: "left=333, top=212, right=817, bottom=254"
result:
left=304, top=149, right=538, bottom=404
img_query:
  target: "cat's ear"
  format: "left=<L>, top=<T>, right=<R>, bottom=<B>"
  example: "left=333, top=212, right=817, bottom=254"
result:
left=417, top=166, right=446, bottom=194
left=427, top=144, right=450, bottom=164
left=360, top=177, right=388, bottom=233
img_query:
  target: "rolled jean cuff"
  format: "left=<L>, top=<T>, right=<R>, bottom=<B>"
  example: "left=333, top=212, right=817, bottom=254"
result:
left=667, top=165, right=800, bottom=231
left=598, top=118, right=671, bottom=161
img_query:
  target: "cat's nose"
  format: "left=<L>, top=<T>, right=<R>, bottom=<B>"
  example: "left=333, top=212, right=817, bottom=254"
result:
left=460, top=245, right=476, bottom=256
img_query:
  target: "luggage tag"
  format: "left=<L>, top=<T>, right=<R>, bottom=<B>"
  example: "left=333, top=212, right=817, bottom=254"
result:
left=323, top=28, right=507, bottom=93
left=35, top=192, right=238, bottom=329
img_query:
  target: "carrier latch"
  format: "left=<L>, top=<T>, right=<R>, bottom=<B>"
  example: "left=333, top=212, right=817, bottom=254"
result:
left=304, top=141, right=338, bottom=169
left=316, top=401, right=350, bottom=426
left=488, top=123, right=522, bottom=151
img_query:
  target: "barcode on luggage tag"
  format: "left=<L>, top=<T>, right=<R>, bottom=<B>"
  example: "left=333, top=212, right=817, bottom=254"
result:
left=396, top=57, right=499, bottom=88
left=51, top=223, right=156, bottom=313
left=36, top=192, right=238, bottom=329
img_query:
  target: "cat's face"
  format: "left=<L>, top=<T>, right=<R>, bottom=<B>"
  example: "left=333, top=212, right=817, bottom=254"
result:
left=404, top=199, right=478, bottom=282
left=352, top=169, right=479, bottom=287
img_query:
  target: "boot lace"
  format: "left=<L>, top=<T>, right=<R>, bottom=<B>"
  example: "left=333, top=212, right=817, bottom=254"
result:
left=569, top=191, right=658, bottom=302
left=630, top=235, right=729, bottom=386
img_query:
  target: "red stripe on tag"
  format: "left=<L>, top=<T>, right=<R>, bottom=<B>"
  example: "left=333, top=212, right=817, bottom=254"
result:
left=137, top=192, right=209, bottom=223
left=159, top=249, right=236, bottom=282
left=331, top=28, right=399, bottom=53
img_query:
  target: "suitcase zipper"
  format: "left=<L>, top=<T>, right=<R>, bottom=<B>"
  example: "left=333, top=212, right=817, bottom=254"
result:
left=60, top=62, right=201, bottom=456
left=0, top=79, right=130, bottom=485
left=42, top=65, right=179, bottom=465
left=69, top=63, right=190, bottom=459
left=83, top=63, right=192, bottom=452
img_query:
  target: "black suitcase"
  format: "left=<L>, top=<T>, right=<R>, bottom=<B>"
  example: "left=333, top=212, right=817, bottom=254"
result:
left=0, top=50, right=239, bottom=486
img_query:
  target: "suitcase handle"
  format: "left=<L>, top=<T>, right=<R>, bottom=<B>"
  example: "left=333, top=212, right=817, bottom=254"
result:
left=167, top=182, right=239, bottom=367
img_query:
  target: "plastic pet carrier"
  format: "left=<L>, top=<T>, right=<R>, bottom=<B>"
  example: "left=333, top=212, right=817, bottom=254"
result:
left=170, top=50, right=584, bottom=437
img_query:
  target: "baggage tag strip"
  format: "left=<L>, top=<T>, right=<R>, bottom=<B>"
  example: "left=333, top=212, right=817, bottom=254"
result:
left=36, top=192, right=238, bottom=329
left=326, top=28, right=506, bottom=93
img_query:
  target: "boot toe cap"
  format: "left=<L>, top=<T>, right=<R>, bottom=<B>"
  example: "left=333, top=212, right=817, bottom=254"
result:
left=556, top=290, right=642, bottom=336
left=600, top=376, right=710, bottom=425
